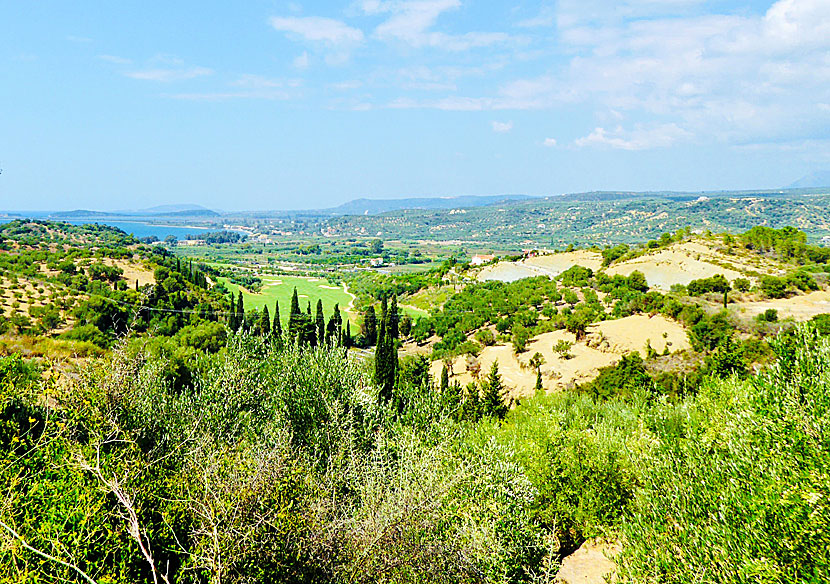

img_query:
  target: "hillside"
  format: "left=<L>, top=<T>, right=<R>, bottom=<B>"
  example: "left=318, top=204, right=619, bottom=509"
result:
left=321, top=189, right=830, bottom=247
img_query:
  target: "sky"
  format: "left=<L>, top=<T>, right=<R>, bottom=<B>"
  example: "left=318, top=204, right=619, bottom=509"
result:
left=1, top=0, right=829, bottom=211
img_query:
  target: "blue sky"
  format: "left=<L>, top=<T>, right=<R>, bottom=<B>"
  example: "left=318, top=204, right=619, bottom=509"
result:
left=1, top=0, right=828, bottom=211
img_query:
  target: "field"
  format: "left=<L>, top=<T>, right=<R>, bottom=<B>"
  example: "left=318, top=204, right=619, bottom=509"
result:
left=218, top=275, right=357, bottom=324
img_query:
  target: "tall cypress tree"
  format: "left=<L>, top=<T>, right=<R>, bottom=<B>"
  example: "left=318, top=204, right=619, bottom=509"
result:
left=261, top=305, right=271, bottom=336
left=315, top=299, right=325, bottom=345
left=305, top=302, right=316, bottom=347
left=288, top=288, right=301, bottom=342
left=389, top=295, right=399, bottom=340
left=228, top=292, right=238, bottom=331
left=375, top=315, right=389, bottom=400
left=326, top=303, right=341, bottom=345
left=272, top=301, right=282, bottom=339
left=344, top=321, right=351, bottom=348
left=236, top=291, right=245, bottom=332
left=374, top=308, right=397, bottom=403
left=363, top=306, right=377, bottom=345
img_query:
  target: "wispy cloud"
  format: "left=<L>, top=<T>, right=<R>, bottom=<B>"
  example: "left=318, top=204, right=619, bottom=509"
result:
left=574, top=124, right=690, bottom=150
left=126, top=66, right=213, bottom=82
left=270, top=16, right=364, bottom=44
left=168, top=74, right=302, bottom=101
left=98, top=54, right=132, bottom=65
left=491, top=120, right=513, bottom=133
left=543, top=137, right=557, bottom=147
left=365, top=0, right=508, bottom=51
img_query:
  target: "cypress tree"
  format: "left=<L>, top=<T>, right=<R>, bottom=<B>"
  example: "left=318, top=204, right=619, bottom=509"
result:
left=305, top=302, right=316, bottom=346
left=236, top=291, right=245, bottom=332
left=273, top=301, right=282, bottom=340
left=389, top=295, right=399, bottom=340
left=363, top=306, right=377, bottom=345
left=375, top=317, right=391, bottom=401
left=288, top=288, right=301, bottom=342
left=228, top=292, right=237, bottom=331
left=374, top=308, right=397, bottom=403
left=440, top=364, right=449, bottom=393
left=261, top=305, right=271, bottom=336
left=315, top=299, right=325, bottom=345
left=344, top=321, right=351, bottom=348
left=326, top=303, right=341, bottom=345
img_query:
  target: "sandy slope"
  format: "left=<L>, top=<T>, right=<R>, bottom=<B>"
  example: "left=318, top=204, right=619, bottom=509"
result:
left=430, top=314, right=690, bottom=400
left=477, top=239, right=785, bottom=291
left=733, top=290, right=830, bottom=320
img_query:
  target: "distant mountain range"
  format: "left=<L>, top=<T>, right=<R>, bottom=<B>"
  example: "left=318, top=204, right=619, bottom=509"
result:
left=788, top=171, right=830, bottom=189
left=320, top=194, right=533, bottom=215
left=49, top=206, right=221, bottom=219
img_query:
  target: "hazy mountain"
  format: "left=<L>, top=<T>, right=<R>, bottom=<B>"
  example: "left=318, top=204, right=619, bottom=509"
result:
left=788, top=171, right=830, bottom=189
left=135, top=204, right=213, bottom=214
left=324, top=194, right=534, bottom=216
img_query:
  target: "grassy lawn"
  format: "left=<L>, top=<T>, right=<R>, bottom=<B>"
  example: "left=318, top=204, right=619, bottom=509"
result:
left=219, top=275, right=357, bottom=325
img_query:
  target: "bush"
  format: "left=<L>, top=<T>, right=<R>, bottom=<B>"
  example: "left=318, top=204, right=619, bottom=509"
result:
left=761, top=275, right=788, bottom=299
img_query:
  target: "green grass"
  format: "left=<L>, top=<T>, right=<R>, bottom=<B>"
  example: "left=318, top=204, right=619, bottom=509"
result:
left=219, top=275, right=356, bottom=325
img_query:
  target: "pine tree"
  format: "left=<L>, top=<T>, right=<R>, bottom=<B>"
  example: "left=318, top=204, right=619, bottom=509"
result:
left=389, top=295, right=399, bottom=340
left=261, top=305, right=271, bottom=336
left=315, top=299, right=325, bottom=345
left=461, top=383, right=480, bottom=421
left=272, top=301, right=282, bottom=340
left=363, top=306, right=377, bottom=345
left=535, top=368, right=543, bottom=391
left=445, top=380, right=462, bottom=419
left=481, top=361, right=508, bottom=420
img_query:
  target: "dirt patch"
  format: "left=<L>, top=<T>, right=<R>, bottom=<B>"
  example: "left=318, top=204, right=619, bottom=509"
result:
left=526, top=251, right=604, bottom=275
left=108, top=260, right=156, bottom=286
left=733, top=290, right=830, bottom=321
left=430, top=314, right=690, bottom=400
left=555, top=539, right=621, bottom=584
left=590, top=314, right=690, bottom=355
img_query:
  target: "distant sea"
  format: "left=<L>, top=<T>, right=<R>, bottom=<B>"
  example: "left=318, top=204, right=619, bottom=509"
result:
left=0, top=217, right=212, bottom=240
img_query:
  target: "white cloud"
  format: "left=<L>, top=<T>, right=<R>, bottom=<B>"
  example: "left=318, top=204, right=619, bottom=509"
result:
left=270, top=16, right=364, bottom=44
left=231, top=74, right=301, bottom=89
left=167, top=90, right=296, bottom=101
left=574, top=124, right=690, bottom=150
left=492, top=121, right=513, bottom=133
left=485, top=0, right=830, bottom=146
left=98, top=54, right=132, bottom=65
left=543, top=137, right=557, bottom=147
left=293, top=51, right=310, bottom=69
left=126, top=66, right=213, bottom=82
left=365, top=0, right=508, bottom=50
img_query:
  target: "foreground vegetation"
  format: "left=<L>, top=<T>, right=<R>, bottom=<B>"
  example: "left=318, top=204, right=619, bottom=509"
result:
left=2, top=324, right=828, bottom=582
